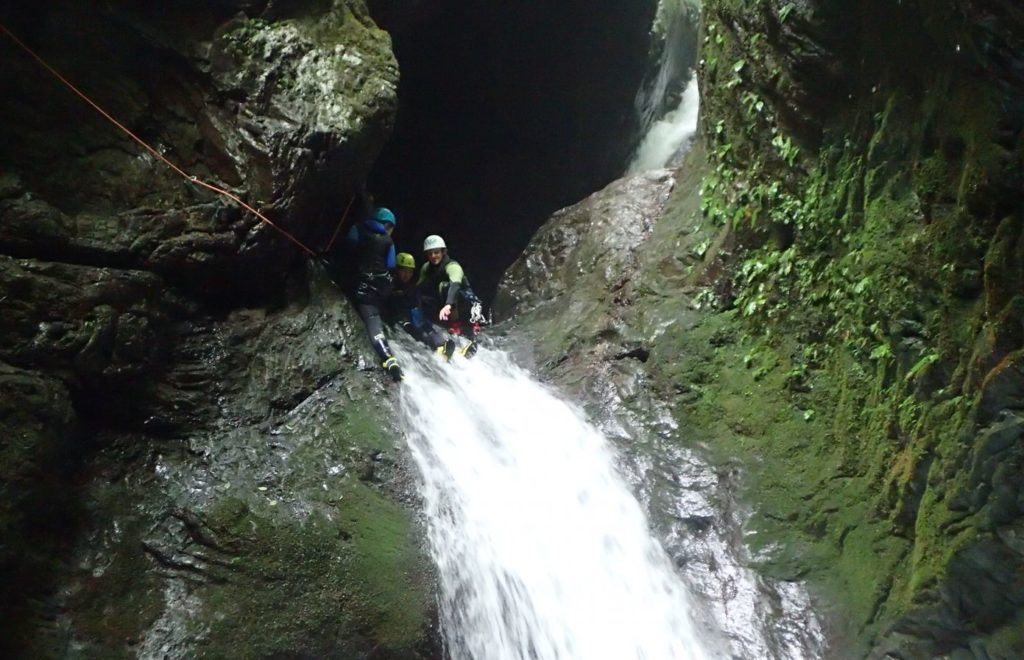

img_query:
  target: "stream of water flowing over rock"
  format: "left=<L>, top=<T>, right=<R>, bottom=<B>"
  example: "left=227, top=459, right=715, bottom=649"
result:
left=397, top=346, right=714, bottom=660
left=628, top=75, right=700, bottom=173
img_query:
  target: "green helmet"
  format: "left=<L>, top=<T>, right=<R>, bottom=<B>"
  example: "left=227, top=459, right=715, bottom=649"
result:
left=396, top=252, right=415, bottom=269
left=423, top=235, right=447, bottom=252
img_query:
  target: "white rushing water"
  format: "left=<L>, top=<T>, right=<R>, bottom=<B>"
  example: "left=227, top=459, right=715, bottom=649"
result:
left=628, top=75, right=701, bottom=173
left=397, top=346, right=711, bottom=660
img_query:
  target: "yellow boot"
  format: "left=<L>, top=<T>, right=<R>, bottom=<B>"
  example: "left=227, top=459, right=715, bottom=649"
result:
left=382, top=356, right=403, bottom=382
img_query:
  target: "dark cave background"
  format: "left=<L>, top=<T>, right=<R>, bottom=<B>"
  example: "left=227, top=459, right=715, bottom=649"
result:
left=367, top=0, right=659, bottom=303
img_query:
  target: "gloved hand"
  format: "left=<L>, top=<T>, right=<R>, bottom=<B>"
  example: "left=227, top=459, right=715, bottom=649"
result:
left=469, top=301, right=485, bottom=324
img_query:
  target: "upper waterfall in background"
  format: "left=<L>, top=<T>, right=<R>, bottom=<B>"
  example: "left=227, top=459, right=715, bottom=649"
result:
left=628, top=0, right=701, bottom=172
left=628, top=75, right=700, bottom=172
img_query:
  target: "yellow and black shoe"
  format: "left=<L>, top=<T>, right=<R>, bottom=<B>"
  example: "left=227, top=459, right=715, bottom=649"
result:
left=459, top=340, right=478, bottom=359
left=382, top=357, right=403, bottom=382
left=436, top=338, right=457, bottom=362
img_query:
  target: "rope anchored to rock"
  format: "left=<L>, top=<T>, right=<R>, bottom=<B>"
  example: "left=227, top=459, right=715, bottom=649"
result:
left=0, top=21, right=321, bottom=258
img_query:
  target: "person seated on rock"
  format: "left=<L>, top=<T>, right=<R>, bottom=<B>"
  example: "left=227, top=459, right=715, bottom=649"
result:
left=387, top=251, right=456, bottom=360
left=343, top=205, right=403, bottom=382
left=417, top=234, right=486, bottom=359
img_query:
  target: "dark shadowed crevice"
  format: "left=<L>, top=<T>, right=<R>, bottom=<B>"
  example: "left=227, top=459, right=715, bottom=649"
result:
left=367, top=0, right=659, bottom=302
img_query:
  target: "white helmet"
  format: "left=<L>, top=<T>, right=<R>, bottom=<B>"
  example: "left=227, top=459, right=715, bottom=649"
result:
left=423, top=235, right=447, bottom=251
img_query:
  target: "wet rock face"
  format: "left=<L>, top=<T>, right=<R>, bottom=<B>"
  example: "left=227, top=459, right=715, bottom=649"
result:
left=0, top=363, right=78, bottom=647
left=495, top=170, right=675, bottom=324
left=0, top=2, right=437, bottom=656
left=495, top=163, right=828, bottom=659
left=53, top=276, right=437, bottom=659
left=493, top=0, right=1023, bottom=656
left=697, top=0, right=1024, bottom=657
left=0, top=0, right=400, bottom=439
left=0, top=256, right=171, bottom=405
left=703, top=0, right=1024, bottom=148
left=1, top=0, right=396, bottom=298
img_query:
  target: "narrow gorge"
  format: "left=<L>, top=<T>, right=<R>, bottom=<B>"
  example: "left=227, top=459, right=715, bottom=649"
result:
left=1, top=1, right=1021, bottom=658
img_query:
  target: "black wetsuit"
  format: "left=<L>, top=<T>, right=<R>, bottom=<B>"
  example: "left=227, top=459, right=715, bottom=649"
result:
left=418, top=254, right=482, bottom=342
left=348, top=219, right=396, bottom=361
left=387, top=277, right=448, bottom=350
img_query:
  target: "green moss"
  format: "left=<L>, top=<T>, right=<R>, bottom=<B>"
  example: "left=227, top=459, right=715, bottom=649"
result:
left=690, top=0, right=1024, bottom=649
left=985, top=610, right=1024, bottom=656
left=339, top=484, right=430, bottom=644
left=177, top=379, right=432, bottom=657
left=193, top=488, right=429, bottom=658
left=648, top=308, right=911, bottom=648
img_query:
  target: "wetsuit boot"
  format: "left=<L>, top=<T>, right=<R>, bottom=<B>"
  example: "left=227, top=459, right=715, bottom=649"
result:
left=436, top=338, right=457, bottom=361
left=458, top=322, right=481, bottom=359
left=372, top=333, right=403, bottom=382
left=459, top=340, right=478, bottom=359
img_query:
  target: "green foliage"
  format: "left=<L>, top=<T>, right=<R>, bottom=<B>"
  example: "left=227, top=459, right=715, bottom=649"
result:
left=696, top=0, right=1023, bottom=650
left=869, top=341, right=894, bottom=361
left=771, top=133, right=800, bottom=167
left=905, top=352, right=939, bottom=382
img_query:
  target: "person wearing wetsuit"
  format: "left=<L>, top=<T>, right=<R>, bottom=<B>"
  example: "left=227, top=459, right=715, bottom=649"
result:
left=346, top=207, right=402, bottom=381
left=418, top=234, right=485, bottom=358
left=387, top=252, right=456, bottom=359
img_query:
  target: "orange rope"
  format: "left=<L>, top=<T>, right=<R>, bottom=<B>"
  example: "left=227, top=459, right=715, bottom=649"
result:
left=323, top=194, right=355, bottom=253
left=0, top=22, right=319, bottom=258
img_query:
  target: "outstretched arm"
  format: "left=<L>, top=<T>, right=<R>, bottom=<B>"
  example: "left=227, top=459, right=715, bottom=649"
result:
left=443, top=262, right=464, bottom=306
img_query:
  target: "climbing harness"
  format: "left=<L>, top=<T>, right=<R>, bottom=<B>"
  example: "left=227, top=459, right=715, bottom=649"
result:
left=469, top=301, right=485, bottom=325
left=0, top=22, right=320, bottom=258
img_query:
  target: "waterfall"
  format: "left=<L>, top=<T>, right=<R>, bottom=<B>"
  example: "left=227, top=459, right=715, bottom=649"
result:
left=397, top=346, right=714, bottom=660
left=628, top=75, right=700, bottom=173
left=628, top=0, right=701, bottom=173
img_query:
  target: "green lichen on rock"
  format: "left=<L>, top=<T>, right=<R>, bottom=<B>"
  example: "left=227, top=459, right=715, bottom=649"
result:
left=1, top=0, right=428, bottom=652
left=53, top=317, right=436, bottom=658
left=192, top=486, right=430, bottom=658
left=213, top=1, right=397, bottom=137
left=691, top=0, right=1024, bottom=655
left=129, top=293, right=436, bottom=658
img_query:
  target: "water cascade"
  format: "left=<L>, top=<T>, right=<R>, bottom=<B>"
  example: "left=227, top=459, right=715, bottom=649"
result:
left=628, top=75, right=701, bottom=173
left=397, top=346, right=715, bottom=659
left=628, top=0, right=702, bottom=172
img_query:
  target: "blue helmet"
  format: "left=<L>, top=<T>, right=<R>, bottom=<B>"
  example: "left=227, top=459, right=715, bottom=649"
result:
left=373, top=207, right=396, bottom=225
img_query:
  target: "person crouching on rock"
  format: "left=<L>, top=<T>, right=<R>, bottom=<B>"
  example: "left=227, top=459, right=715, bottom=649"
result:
left=346, top=206, right=403, bottom=382
left=418, top=234, right=486, bottom=359
left=387, top=251, right=457, bottom=360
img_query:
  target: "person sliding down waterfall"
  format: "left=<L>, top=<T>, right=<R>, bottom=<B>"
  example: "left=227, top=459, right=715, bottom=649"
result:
left=344, top=206, right=403, bottom=382
left=387, top=252, right=457, bottom=359
left=418, top=235, right=486, bottom=358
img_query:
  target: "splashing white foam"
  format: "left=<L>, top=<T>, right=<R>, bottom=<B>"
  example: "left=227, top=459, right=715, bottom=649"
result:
left=397, top=345, right=711, bottom=660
